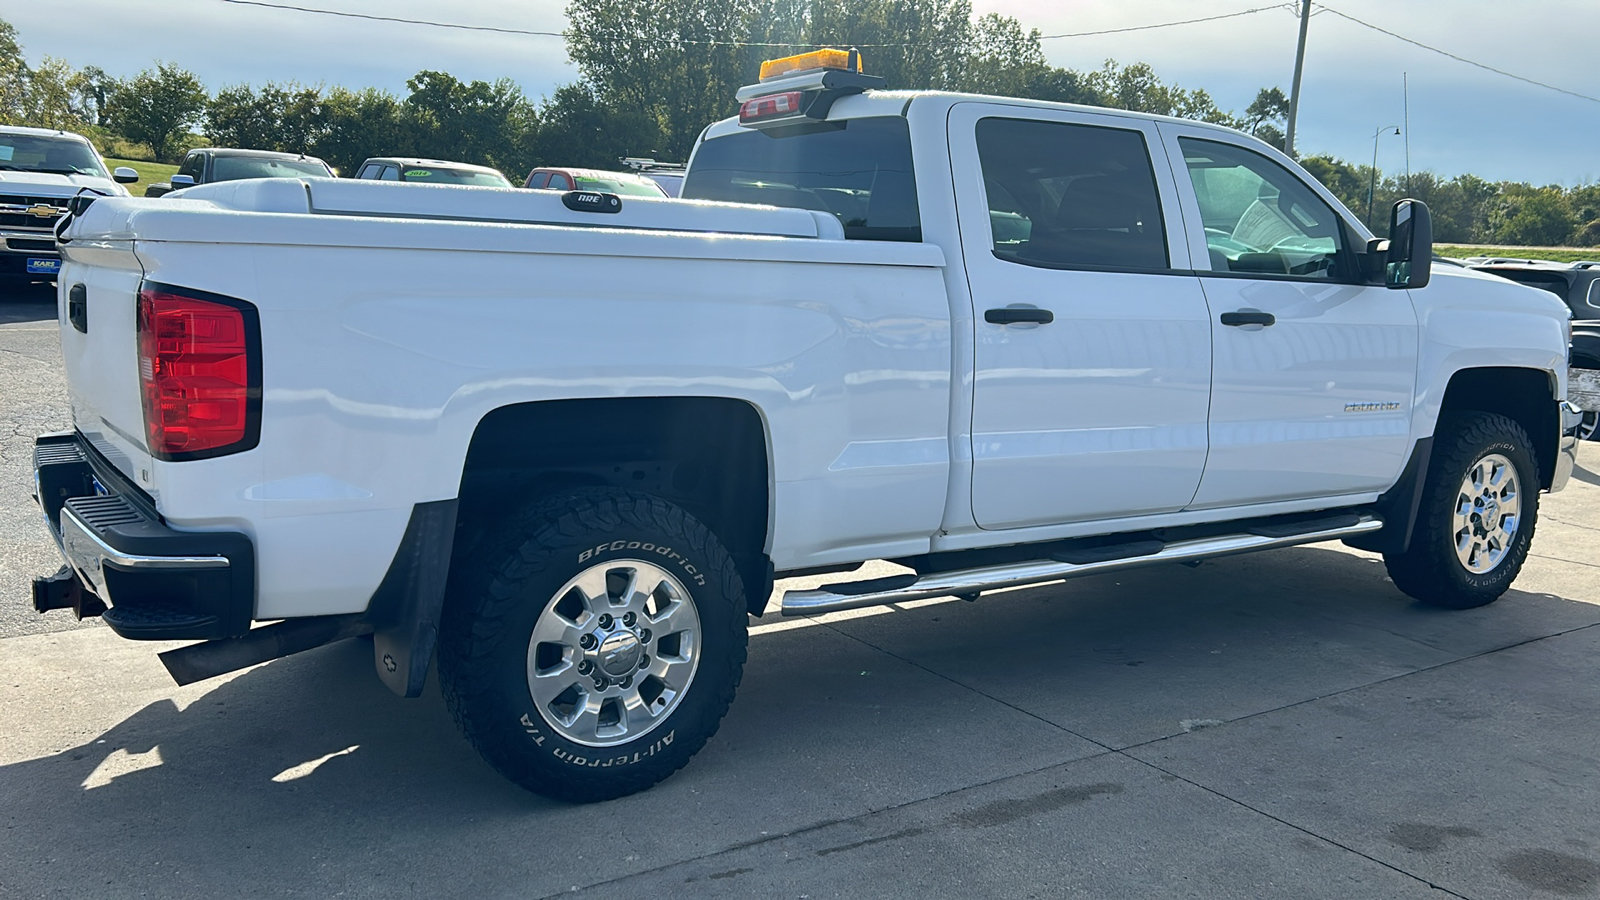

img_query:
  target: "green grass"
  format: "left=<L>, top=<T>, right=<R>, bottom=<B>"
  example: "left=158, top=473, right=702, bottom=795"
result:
left=1437, top=244, right=1600, bottom=264
left=105, top=158, right=179, bottom=197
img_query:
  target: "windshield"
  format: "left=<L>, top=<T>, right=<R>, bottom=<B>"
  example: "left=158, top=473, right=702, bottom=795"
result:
left=0, top=134, right=108, bottom=178
left=400, top=167, right=511, bottom=186
left=681, top=116, right=921, bottom=241
left=212, top=156, right=331, bottom=181
left=573, top=175, right=667, bottom=197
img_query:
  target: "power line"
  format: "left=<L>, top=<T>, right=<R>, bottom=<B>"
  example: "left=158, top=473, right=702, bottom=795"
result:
left=1315, top=4, right=1600, bottom=105
left=1039, top=5, right=1292, bottom=40
left=218, top=0, right=566, bottom=38
left=218, top=0, right=1289, bottom=48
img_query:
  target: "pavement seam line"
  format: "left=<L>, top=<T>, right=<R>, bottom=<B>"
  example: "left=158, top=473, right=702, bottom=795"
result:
left=1116, top=618, right=1600, bottom=755
left=812, top=616, right=1118, bottom=750
left=530, top=747, right=1122, bottom=900
left=1528, top=551, right=1600, bottom=570
left=1114, top=751, right=1476, bottom=899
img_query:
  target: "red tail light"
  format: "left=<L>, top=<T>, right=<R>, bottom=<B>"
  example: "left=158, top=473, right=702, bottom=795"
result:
left=136, top=284, right=261, bottom=460
left=739, top=91, right=805, bottom=124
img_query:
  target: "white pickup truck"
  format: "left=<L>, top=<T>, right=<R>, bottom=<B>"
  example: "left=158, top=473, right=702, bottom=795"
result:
left=32, top=54, right=1581, bottom=802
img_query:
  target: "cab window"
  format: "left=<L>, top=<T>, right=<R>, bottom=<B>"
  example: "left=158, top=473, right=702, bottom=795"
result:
left=1179, top=138, right=1346, bottom=280
left=380, top=166, right=400, bottom=181
left=975, top=117, right=1168, bottom=271
left=178, top=155, right=204, bottom=179
left=682, top=116, right=921, bottom=242
left=527, top=172, right=550, bottom=189
left=548, top=173, right=571, bottom=190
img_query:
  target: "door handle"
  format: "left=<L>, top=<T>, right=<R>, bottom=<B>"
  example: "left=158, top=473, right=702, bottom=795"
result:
left=1220, top=309, right=1275, bottom=327
left=985, top=306, right=1054, bottom=325
left=68, top=284, right=88, bottom=333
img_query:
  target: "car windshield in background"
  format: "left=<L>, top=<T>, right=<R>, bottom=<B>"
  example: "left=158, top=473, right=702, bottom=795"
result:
left=0, top=136, right=107, bottom=178
left=572, top=176, right=666, bottom=197
left=681, top=116, right=921, bottom=241
left=212, top=156, right=331, bottom=181
left=403, top=168, right=510, bottom=186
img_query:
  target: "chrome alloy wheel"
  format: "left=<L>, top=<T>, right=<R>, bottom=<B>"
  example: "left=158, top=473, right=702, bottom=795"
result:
left=526, top=559, right=701, bottom=747
left=1451, top=452, right=1522, bottom=575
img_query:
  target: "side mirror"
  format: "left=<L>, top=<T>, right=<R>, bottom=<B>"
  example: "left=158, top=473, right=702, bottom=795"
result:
left=169, top=174, right=196, bottom=188
left=1385, top=198, right=1433, bottom=290
left=112, top=167, right=139, bottom=184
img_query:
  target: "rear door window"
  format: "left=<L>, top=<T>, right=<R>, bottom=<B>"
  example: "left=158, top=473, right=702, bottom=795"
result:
left=526, top=172, right=550, bottom=189
left=548, top=173, right=571, bottom=190
left=380, top=166, right=400, bottom=181
left=682, top=116, right=921, bottom=242
left=975, top=117, right=1168, bottom=271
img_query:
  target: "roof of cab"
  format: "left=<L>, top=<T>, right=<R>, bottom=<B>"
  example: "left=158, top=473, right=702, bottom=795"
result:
left=701, top=89, right=1256, bottom=145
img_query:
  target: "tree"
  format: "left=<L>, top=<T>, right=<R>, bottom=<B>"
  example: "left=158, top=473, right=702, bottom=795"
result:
left=534, top=81, right=664, bottom=169
left=106, top=63, right=207, bottom=162
left=959, top=12, right=1048, bottom=96
left=1243, top=87, right=1288, bottom=151
left=403, top=70, right=538, bottom=176
left=312, top=86, right=406, bottom=175
left=0, top=16, right=28, bottom=125
left=1488, top=185, right=1575, bottom=246
left=206, top=82, right=327, bottom=153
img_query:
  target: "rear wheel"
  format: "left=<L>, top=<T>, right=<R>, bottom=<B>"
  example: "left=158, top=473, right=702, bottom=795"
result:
left=438, top=488, right=748, bottom=802
left=1384, top=412, right=1540, bottom=609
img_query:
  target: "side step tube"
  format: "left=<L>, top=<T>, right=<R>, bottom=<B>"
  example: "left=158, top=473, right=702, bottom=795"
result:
left=781, top=515, right=1384, bottom=616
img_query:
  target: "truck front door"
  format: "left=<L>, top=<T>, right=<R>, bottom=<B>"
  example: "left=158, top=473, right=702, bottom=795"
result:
left=950, top=103, right=1212, bottom=530
left=1157, top=126, right=1418, bottom=509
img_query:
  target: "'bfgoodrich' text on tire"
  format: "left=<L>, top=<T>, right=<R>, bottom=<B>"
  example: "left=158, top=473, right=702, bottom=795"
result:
left=437, top=488, right=748, bottom=802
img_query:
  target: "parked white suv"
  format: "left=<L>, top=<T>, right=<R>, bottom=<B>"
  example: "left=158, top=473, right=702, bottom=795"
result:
left=0, top=126, right=135, bottom=293
left=33, top=52, right=1582, bottom=803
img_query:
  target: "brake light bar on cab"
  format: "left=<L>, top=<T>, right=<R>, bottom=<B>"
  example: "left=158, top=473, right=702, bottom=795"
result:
left=136, top=283, right=262, bottom=460
left=736, top=47, right=886, bottom=127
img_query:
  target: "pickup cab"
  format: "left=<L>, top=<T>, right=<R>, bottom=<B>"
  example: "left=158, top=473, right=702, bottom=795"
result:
left=32, top=51, right=1582, bottom=802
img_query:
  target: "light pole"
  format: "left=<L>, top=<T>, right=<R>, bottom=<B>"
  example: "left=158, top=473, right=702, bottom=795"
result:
left=1367, top=125, right=1400, bottom=229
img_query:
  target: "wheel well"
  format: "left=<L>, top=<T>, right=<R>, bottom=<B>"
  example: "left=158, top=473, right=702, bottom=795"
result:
left=454, top=397, right=773, bottom=614
left=1437, top=367, right=1558, bottom=489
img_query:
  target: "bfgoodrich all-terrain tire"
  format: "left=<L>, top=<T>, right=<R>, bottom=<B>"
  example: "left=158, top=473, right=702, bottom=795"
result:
left=1384, top=412, right=1540, bottom=609
left=437, top=488, right=748, bottom=802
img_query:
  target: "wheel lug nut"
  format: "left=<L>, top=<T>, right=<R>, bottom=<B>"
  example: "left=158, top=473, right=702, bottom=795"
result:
left=639, top=628, right=651, bottom=642
left=579, top=634, right=597, bottom=650
left=577, top=660, right=592, bottom=675
left=597, top=614, right=614, bottom=629
left=619, top=676, right=633, bottom=690
left=593, top=677, right=606, bottom=690
left=622, top=612, right=636, bottom=627
left=638, top=654, right=649, bottom=669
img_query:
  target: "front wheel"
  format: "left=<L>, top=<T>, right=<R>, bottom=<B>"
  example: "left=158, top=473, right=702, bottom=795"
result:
left=438, top=488, right=748, bottom=802
left=1384, top=412, right=1540, bottom=609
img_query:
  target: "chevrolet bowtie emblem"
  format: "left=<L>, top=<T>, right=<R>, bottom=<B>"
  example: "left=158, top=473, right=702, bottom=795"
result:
left=26, top=204, right=63, bottom=218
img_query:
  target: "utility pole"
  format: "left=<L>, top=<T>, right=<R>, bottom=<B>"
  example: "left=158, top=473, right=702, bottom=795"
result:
left=1285, top=0, right=1312, bottom=158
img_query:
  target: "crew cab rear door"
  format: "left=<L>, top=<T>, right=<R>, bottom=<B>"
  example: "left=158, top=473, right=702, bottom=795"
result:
left=948, top=102, right=1212, bottom=530
left=1155, top=124, right=1418, bottom=508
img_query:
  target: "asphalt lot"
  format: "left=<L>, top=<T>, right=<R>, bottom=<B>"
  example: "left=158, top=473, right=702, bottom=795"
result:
left=3, top=291, right=1600, bottom=898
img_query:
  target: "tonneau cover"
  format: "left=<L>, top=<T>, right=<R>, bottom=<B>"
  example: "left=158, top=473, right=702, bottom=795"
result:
left=63, top=178, right=847, bottom=243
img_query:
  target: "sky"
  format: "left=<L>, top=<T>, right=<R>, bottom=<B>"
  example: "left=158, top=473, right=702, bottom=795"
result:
left=8, top=0, right=1599, bottom=185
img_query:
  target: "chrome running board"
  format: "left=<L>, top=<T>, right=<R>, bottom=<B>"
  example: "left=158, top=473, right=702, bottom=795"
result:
left=780, top=515, right=1384, bottom=616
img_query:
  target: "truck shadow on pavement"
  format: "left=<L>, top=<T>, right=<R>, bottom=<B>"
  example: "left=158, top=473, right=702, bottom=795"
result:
left=0, top=290, right=57, bottom=325
left=1, top=543, right=1597, bottom=896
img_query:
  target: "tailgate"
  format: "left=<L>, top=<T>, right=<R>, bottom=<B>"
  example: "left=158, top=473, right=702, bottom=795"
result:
left=56, top=240, right=153, bottom=485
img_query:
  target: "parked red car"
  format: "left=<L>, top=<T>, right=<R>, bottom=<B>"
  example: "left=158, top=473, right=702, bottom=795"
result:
left=523, top=167, right=669, bottom=197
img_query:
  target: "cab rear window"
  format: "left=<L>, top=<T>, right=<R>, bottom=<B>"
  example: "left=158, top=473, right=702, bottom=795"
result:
left=682, top=117, right=921, bottom=242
